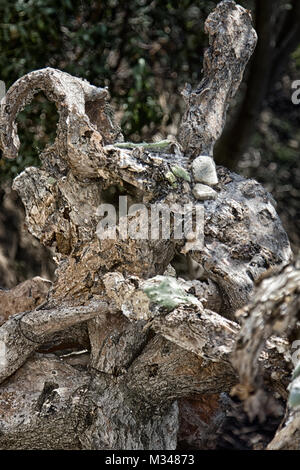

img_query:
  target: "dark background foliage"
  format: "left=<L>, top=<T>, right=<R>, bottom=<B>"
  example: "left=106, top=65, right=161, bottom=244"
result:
left=0, top=0, right=299, bottom=286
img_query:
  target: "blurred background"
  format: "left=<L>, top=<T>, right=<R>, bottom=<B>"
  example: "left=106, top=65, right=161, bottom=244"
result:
left=0, top=0, right=299, bottom=287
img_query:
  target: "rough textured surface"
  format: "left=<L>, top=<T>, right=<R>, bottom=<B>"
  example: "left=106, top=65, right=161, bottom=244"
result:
left=0, top=276, right=51, bottom=325
left=77, top=373, right=179, bottom=450
left=232, top=257, right=300, bottom=449
left=232, top=259, right=300, bottom=409
left=11, top=163, right=291, bottom=318
left=0, top=299, right=110, bottom=383
left=192, top=168, right=292, bottom=318
left=0, top=1, right=295, bottom=450
left=178, top=0, right=257, bottom=158
left=0, top=354, right=89, bottom=449
left=0, top=67, right=123, bottom=161
left=268, top=414, right=300, bottom=450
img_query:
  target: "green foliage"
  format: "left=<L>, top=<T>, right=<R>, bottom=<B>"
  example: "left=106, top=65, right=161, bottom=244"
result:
left=170, top=164, right=191, bottom=182
left=0, top=0, right=81, bottom=86
left=292, top=44, right=300, bottom=69
left=121, top=58, right=163, bottom=138
left=251, top=116, right=299, bottom=164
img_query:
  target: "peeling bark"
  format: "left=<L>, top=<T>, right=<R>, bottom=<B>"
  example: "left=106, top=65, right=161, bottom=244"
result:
left=232, top=257, right=300, bottom=448
left=0, top=1, right=294, bottom=450
left=178, top=0, right=257, bottom=158
left=0, top=276, right=51, bottom=325
left=0, top=299, right=110, bottom=384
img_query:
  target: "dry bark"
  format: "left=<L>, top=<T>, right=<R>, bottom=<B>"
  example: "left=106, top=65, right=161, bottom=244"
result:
left=232, top=258, right=300, bottom=449
left=0, top=277, right=51, bottom=325
left=178, top=0, right=257, bottom=158
left=0, top=1, right=295, bottom=450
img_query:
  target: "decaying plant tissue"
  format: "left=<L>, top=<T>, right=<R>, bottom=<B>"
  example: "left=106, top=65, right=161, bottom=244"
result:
left=0, top=0, right=299, bottom=451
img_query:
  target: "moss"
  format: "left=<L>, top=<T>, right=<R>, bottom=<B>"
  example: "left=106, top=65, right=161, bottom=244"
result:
left=47, top=177, right=57, bottom=185
left=142, top=276, right=198, bottom=312
left=165, top=171, right=178, bottom=187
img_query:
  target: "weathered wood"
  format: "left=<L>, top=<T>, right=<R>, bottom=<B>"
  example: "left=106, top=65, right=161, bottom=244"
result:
left=0, top=276, right=51, bottom=326
left=0, top=0, right=294, bottom=450
left=0, top=67, right=123, bottom=161
left=191, top=169, right=292, bottom=318
left=178, top=0, right=257, bottom=158
left=231, top=258, right=300, bottom=450
left=0, top=299, right=110, bottom=384
left=0, top=353, right=90, bottom=449
left=232, top=258, right=300, bottom=424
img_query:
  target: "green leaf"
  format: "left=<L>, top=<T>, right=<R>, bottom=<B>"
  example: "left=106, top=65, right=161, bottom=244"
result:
left=170, top=165, right=191, bottom=182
